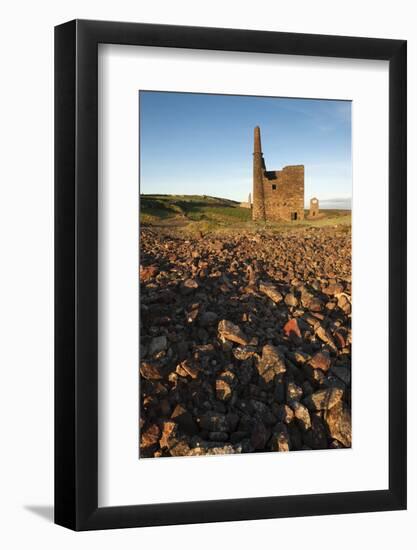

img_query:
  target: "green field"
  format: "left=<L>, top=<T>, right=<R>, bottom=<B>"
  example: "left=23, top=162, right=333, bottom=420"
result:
left=140, top=194, right=351, bottom=235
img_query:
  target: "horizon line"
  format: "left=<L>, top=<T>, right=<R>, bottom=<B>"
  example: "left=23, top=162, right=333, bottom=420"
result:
left=139, top=192, right=352, bottom=209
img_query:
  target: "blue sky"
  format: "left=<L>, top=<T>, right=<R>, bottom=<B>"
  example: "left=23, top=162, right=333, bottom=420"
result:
left=139, top=91, right=352, bottom=209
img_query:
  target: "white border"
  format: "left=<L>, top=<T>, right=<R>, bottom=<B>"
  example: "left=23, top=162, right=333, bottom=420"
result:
left=98, top=44, right=389, bottom=507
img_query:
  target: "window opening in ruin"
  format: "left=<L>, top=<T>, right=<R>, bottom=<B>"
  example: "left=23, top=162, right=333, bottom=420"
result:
left=291, top=212, right=298, bottom=221
left=272, top=184, right=276, bottom=190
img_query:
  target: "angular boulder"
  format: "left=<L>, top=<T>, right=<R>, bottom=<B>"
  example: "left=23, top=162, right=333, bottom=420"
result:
left=218, top=320, right=249, bottom=345
left=303, top=387, right=344, bottom=411
left=324, top=401, right=352, bottom=447
left=259, top=281, right=283, bottom=304
left=256, top=344, right=287, bottom=383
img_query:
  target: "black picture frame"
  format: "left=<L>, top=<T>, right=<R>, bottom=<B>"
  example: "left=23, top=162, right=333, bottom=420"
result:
left=55, top=19, right=407, bottom=531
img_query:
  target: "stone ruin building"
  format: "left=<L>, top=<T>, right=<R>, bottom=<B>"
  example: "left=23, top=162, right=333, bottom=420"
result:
left=252, top=126, right=305, bottom=222
left=309, top=197, right=319, bottom=217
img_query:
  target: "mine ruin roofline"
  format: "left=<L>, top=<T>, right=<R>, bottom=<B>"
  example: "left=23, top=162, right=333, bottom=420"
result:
left=265, top=164, right=305, bottom=174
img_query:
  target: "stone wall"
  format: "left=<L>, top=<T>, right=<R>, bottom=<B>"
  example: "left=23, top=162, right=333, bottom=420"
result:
left=262, top=165, right=304, bottom=222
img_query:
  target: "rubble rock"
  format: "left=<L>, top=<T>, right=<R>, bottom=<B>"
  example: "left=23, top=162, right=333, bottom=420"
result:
left=287, top=381, right=303, bottom=402
left=140, top=264, right=159, bottom=282
left=259, top=281, right=283, bottom=303
left=309, top=351, right=332, bottom=372
left=198, top=413, right=228, bottom=433
left=148, top=335, right=168, bottom=356
left=331, top=366, right=351, bottom=385
left=171, top=404, right=199, bottom=435
left=139, top=226, right=352, bottom=458
left=188, top=444, right=242, bottom=456
left=325, top=401, right=352, bottom=447
left=183, top=278, right=199, bottom=290
left=291, top=401, right=311, bottom=431
left=303, top=387, right=344, bottom=411
left=140, top=361, right=165, bottom=381
left=218, top=320, right=249, bottom=345
left=283, top=318, right=302, bottom=338
left=140, top=424, right=160, bottom=451
left=216, top=376, right=233, bottom=401
left=256, top=344, right=287, bottom=383
left=278, top=404, right=294, bottom=424
left=337, top=293, right=351, bottom=315
left=199, top=311, right=218, bottom=327
left=315, top=326, right=337, bottom=352
left=251, top=422, right=270, bottom=450
left=175, top=360, right=200, bottom=379
left=270, top=423, right=291, bottom=452
left=284, top=293, right=298, bottom=307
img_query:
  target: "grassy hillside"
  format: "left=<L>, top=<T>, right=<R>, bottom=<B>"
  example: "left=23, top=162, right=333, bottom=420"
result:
left=140, top=194, right=351, bottom=235
left=140, top=194, right=251, bottom=225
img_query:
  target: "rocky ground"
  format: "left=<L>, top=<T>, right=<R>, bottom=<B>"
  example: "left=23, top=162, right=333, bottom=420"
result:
left=139, top=225, right=351, bottom=458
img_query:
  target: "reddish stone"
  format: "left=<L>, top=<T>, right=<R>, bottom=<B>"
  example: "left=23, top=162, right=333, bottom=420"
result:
left=140, top=264, right=158, bottom=282
left=283, top=318, right=302, bottom=338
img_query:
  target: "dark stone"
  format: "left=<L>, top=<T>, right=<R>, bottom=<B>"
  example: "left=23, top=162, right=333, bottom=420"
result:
left=171, top=404, right=199, bottom=435
left=250, top=422, right=270, bottom=450
left=198, top=413, right=228, bottom=433
left=270, top=423, right=290, bottom=452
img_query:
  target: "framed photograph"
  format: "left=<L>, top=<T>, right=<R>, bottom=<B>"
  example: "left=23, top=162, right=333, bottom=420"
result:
left=55, top=20, right=407, bottom=530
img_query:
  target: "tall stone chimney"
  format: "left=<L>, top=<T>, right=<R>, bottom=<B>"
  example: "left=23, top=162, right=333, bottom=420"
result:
left=252, top=126, right=266, bottom=221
